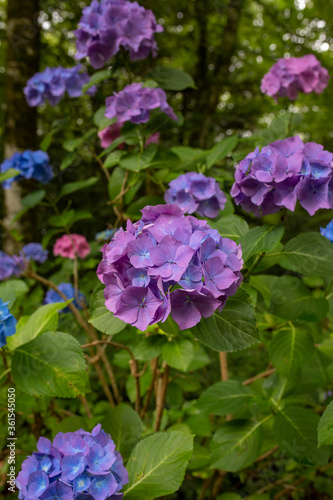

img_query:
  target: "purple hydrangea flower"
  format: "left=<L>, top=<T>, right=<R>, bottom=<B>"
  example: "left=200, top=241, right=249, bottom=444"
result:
left=165, top=172, right=227, bottom=218
left=21, top=243, right=48, bottom=264
left=1, top=150, right=53, bottom=189
left=320, top=220, right=333, bottom=242
left=44, top=283, right=86, bottom=312
left=105, top=83, right=177, bottom=124
left=24, top=65, right=97, bottom=107
left=231, top=136, right=333, bottom=216
left=0, top=298, right=17, bottom=348
left=16, top=424, right=128, bottom=500
left=74, top=0, right=163, bottom=69
left=97, top=204, right=243, bottom=330
left=261, top=54, right=330, bottom=101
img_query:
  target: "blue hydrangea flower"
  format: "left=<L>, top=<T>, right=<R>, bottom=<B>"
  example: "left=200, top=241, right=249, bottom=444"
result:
left=24, top=65, right=97, bottom=107
left=0, top=252, right=22, bottom=280
left=21, top=243, right=48, bottom=264
left=320, top=220, right=333, bottom=243
left=44, top=283, right=86, bottom=312
left=95, top=229, right=116, bottom=243
left=1, top=150, right=53, bottom=189
left=0, top=299, right=17, bottom=348
left=16, top=424, right=128, bottom=500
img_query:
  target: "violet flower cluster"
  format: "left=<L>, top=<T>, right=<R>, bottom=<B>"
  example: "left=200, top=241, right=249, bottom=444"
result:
left=0, top=299, right=17, bottom=348
left=105, top=83, right=177, bottom=124
left=97, top=204, right=243, bottom=331
left=75, top=0, right=163, bottom=69
left=24, top=65, right=96, bottom=107
left=1, top=150, right=53, bottom=189
left=261, top=54, right=329, bottom=101
left=16, top=423, right=128, bottom=500
left=44, top=283, right=86, bottom=312
left=231, top=136, right=333, bottom=216
left=165, top=172, right=227, bottom=218
left=0, top=244, right=48, bottom=281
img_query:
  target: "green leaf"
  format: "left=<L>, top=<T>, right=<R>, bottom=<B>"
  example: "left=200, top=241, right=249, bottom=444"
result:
left=0, top=168, right=20, bottom=183
left=120, top=144, right=158, bottom=172
left=190, top=289, right=259, bottom=352
left=21, top=189, right=46, bottom=208
left=162, top=338, right=194, bottom=372
left=11, top=332, right=89, bottom=398
left=60, top=152, right=77, bottom=171
left=104, top=151, right=124, bottom=168
left=188, top=443, right=211, bottom=470
left=101, top=403, right=143, bottom=460
left=0, top=280, right=28, bottom=308
left=269, top=325, right=314, bottom=375
left=238, top=225, right=284, bottom=262
left=270, top=276, right=328, bottom=322
left=82, top=69, right=112, bottom=92
left=210, top=417, right=269, bottom=471
left=6, top=302, right=67, bottom=350
left=124, top=432, right=194, bottom=498
left=133, top=335, right=167, bottom=361
left=197, top=380, right=253, bottom=416
left=58, top=177, right=99, bottom=199
left=49, top=209, right=92, bottom=229
left=89, top=286, right=126, bottom=335
left=318, top=401, right=333, bottom=446
left=63, top=128, right=97, bottom=152
left=280, top=233, right=333, bottom=277
left=108, top=167, right=125, bottom=201
left=206, top=136, right=238, bottom=168
left=209, top=215, right=249, bottom=241
left=148, top=66, right=196, bottom=91
left=274, top=407, right=329, bottom=466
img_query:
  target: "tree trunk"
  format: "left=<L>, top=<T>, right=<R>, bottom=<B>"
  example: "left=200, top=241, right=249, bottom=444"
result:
left=3, top=0, right=40, bottom=253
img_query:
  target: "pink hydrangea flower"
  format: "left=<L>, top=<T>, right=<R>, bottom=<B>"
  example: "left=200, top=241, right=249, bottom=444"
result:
left=98, top=124, right=160, bottom=149
left=98, top=122, right=125, bottom=149
left=53, top=234, right=90, bottom=259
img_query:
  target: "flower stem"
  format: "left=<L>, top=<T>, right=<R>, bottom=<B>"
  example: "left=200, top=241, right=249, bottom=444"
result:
left=154, top=364, right=170, bottom=431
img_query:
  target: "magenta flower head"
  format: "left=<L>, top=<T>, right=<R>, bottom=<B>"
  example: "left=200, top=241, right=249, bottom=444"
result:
left=261, top=54, right=329, bottom=101
left=24, top=65, right=97, bottom=107
left=53, top=234, right=91, bottom=260
left=97, top=204, right=243, bottom=331
left=105, top=83, right=177, bottom=125
left=165, top=172, right=227, bottom=218
left=231, top=136, right=333, bottom=216
left=75, top=0, right=163, bottom=69
left=16, top=423, right=128, bottom=500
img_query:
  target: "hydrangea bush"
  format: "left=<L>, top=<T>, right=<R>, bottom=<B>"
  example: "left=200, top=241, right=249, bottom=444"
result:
left=2, top=1, right=333, bottom=500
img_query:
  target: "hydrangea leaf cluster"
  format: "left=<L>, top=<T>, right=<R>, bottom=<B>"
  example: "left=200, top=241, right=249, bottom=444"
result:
left=320, top=220, right=333, bottom=243
left=44, top=283, right=86, bottom=312
left=231, top=136, right=333, bottom=216
left=165, top=172, right=227, bottom=218
left=261, top=54, right=329, bottom=101
left=0, top=298, right=17, bottom=348
left=24, top=65, right=97, bottom=107
left=75, top=0, right=163, bottom=69
left=0, top=244, right=48, bottom=281
left=97, top=204, right=243, bottom=331
left=53, top=234, right=91, bottom=260
left=16, top=423, right=128, bottom=500
left=1, top=150, right=53, bottom=189
left=105, top=83, right=177, bottom=124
